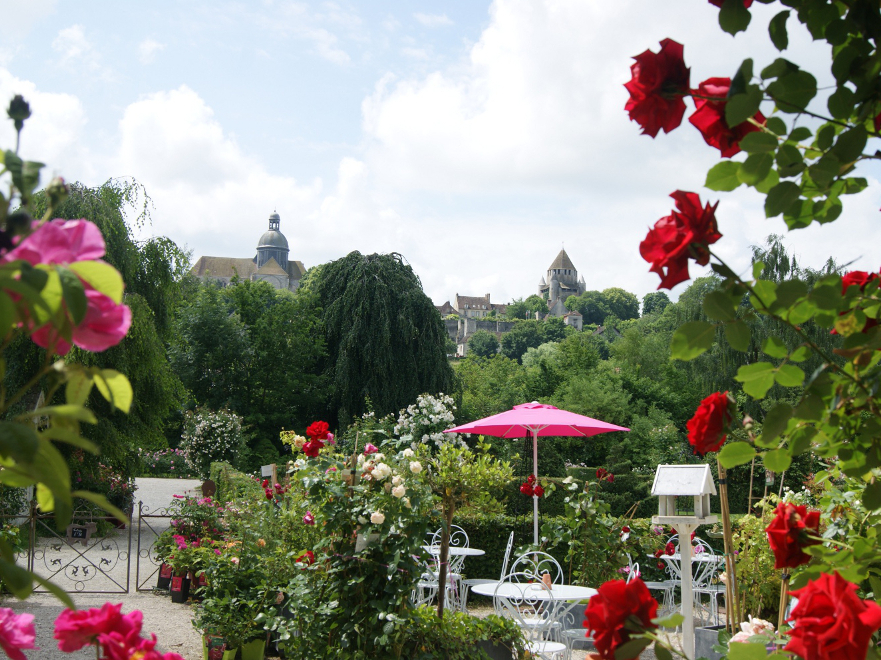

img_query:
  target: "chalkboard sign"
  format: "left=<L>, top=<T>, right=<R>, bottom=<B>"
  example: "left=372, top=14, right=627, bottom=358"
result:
left=65, top=524, right=93, bottom=546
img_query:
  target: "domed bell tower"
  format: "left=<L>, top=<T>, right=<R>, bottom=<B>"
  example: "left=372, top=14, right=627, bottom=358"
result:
left=256, top=211, right=290, bottom=270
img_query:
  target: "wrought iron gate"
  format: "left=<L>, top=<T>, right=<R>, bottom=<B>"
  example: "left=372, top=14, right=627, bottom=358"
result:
left=134, top=501, right=174, bottom=592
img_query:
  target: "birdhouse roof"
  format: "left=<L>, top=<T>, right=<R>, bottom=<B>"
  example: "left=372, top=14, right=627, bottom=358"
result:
left=651, top=464, right=717, bottom=496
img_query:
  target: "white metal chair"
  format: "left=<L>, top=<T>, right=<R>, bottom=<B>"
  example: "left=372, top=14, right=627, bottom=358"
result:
left=691, top=538, right=724, bottom=625
left=633, top=551, right=676, bottom=619
left=461, top=530, right=515, bottom=612
left=509, top=551, right=564, bottom=585
left=494, top=572, right=568, bottom=660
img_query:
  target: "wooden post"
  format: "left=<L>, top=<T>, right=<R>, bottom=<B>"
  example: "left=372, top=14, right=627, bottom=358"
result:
left=716, top=458, right=741, bottom=632
left=747, top=457, right=756, bottom=514
left=675, top=521, right=698, bottom=660
left=778, top=572, right=790, bottom=632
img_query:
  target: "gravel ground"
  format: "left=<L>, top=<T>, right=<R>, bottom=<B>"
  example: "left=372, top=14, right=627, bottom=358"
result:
left=4, top=478, right=667, bottom=659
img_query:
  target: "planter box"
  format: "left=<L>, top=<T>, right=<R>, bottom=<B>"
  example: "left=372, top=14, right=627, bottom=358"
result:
left=170, top=575, right=190, bottom=603
left=473, top=640, right=515, bottom=660
left=694, top=625, right=726, bottom=660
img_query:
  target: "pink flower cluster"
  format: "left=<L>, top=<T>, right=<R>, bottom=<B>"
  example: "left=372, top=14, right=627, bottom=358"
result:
left=0, top=608, right=36, bottom=660
left=2, top=219, right=131, bottom=355
left=54, top=602, right=182, bottom=660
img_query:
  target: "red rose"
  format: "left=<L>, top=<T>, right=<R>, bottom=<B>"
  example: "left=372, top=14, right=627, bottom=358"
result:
left=664, top=542, right=675, bottom=556
left=640, top=190, right=722, bottom=290
left=584, top=579, right=658, bottom=660
left=622, top=526, right=630, bottom=534
left=596, top=468, right=608, bottom=480
left=834, top=270, right=880, bottom=334
left=766, top=502, right=821, bottom=569
left=656, top=561, right=665, bottom=570
left=786, top=572, right=881, bottom=660
left=689, top=77, right=766, bottom=157
left=261, top=479, right=269, bottom=488
left=296, top=550, right=315, bottom=565
left=624, top=39, right=690, bottom=138
left=533, top=485, right=545, bottom=498
left=874, top=112, right=881, bottom=133
left=302, top=439, right=324, bottom=458
left=306, top=421, right=330, bottom=440
left=527, top=474, right=536, bottom=485
left=520, top=482, right=534, bottom=497
left=606, top=473, right=614, bottom=483
left=653, top=549, right=664, bottom=558
left=686, top=391, right=733, bottom=456
left=264, top=489, right=273, bottom=500
left=709, top=0, right=753, bottom=6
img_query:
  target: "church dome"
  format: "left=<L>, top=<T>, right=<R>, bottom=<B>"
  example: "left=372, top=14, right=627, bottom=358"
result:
left=257, top=229, right=289, bottom=249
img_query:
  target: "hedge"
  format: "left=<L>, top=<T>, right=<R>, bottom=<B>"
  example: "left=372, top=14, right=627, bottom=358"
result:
left=210, top=461, right=262, bottom=503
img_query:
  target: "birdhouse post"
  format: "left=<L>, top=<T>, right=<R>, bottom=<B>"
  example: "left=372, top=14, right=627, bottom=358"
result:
left=651, top=465, right=718, bottom=660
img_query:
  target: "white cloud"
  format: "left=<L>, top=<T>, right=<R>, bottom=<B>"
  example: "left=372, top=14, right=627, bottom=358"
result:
left=0, top=0, right=57, bottom=40
left=52, top=25, right=102, bottom=73
left=414, top=13, right=453, bottom=27
left=138, top=38, right=165, bottom=64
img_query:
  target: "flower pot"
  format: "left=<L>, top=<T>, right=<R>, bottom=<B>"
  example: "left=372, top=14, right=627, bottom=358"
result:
left=170, top=574, right=190, bottom=603
left=203, top=634, right=230, bottom=660
left=157, top=563, right=173, bottom=590
left=355, top=533, right=380, bottom=552
left=694, top=624, right=726, bottom=660
left=241, top=637, right=266, bottom=660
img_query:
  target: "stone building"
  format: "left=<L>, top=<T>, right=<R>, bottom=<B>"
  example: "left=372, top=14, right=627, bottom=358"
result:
left=190, top=212, right=306, bottom=291
left=538, top=249, right=586, bottom=315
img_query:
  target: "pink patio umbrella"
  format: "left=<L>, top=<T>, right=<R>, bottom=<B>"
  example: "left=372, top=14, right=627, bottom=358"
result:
left=444, top=401, right=629, bottom=545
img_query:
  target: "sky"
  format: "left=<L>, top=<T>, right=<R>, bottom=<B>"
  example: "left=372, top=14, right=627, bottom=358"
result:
left=1, top=0, right=880, bottom=307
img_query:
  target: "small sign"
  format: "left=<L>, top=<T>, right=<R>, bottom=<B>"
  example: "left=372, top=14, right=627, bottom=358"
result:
left=205, top=635, right=228, bottom=660
left=171, top=576, right=183, bottom=592
left=65, top=524, right=93, bottom=547
left=160, top=564, right=173, bottom=579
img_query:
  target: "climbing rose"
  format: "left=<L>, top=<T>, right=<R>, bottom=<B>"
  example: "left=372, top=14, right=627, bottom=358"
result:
left=519, top=481, right=534, bottom=496
left=835, top=270, right=880, bottom=334
left=533, top=485, right=545, bottom=498
left=2, top=218, right=105, bottom=265
left=306, top=420, right=330, bottom=440
left=766, top=502, right=821, bottom=569
left=303, top=511, right=315, bottom=525
left=624, top=39, right=690, bottom=138
left=689, top=77, right=766, bottom=157
left=786, top=572, right=881, bottom=660
left=686, top=391, right=733, bottom=455
left=54, top=604, right=141, bottom=652
left=640, top=190, right=722, bottom=290
left=584, top=579, right=658, bottom=660
left=370, top=511, right=385, bottom=525
left=296, top=550, right=315, bottom=565
left=0, top=608, right=37, bottom=660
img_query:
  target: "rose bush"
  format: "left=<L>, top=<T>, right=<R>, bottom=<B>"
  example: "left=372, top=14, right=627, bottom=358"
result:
left=765, top=502, right=821, bottom=570
left=686, top=391, right=733, bottom=455
left=583, top=578, right=658, bottom=660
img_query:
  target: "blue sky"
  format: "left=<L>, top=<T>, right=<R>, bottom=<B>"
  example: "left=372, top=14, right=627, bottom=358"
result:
left=2, top=1, right=880, bottom=306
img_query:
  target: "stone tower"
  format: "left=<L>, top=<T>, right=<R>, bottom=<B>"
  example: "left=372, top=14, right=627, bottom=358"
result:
left=538, top=249, right=585, bottom=306
left=256, top=212, right=289, bottom=271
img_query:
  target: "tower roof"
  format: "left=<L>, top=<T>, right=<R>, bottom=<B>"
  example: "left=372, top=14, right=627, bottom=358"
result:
left=258, top=211, right=289, bottom=250
left=549, top=249, right=575, bottom=271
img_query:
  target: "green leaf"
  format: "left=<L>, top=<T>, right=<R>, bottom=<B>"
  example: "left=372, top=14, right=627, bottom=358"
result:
left=762, top=336, right=789, bottom=358
left=765, top=181, right=801, bottom=217
left=39, top=427, right=99, bottom=454
left=863, top=481, right=881, bottom=511
left=0, top=422, right=39, bottom=463
left=790, top=346, right=811, bottom=362
left=655, top=645, right=674, bottom=660
left=763, top=449, right=792, bottom=472
left=726, top=86, right=763, bottom=128
left=65, top=370, right=93, bottom=406
left=739, top=132, right=779, bottom=153
left=761, top=403, right=793, bottom=444
left=752, top=261, right=766, bottom=280
left=775, top=364, right=805, bottom=387
left=719, top=442, right=757, bottom=469
left=739, top=153, right=774, bottom=185
left=765, top=116, right=787, bottom=136
left=727, top=637, right=768, bottom=660
left=0, top=292, right=15, bottom=335
left=719, top=0, right=752, bottom=35
left=769, top=10, right=790, bottom=50
left=776, top=144, right=804, bottom=177
left=36, top=483, right=54, bottom=512
left=755, top=167, right=779, bottom=194
left=93, top=369, right=133, bottom=413
left=670, top=321, right=717, bottom=361
left=789, top=126, right=812, bottom=142
left=827, top=86, right=855, bottom=120
left=816, top=124, right=836, bottom=150
left=615, top=638, right=651, bottom=660
left=761, top=58, right=798, bottom=81
left=24, top=405, right=97, bottom=424
left=735, top=362, right=776, bottom=398
left=71, top=490, right=129, bottom=524
left=703, top=291, right=737, bottom=322
left=69, top=261, right=124, bottom=304
left=724, top=320, right=751, bottom=352
left=57, top=267, right=87, bottom=325
left=831, top=125, right=867, bottom=164
left=0, top=558, right=33, bottom=600
left=809, top=282, right=842, bottom=311
left=767, top=70, right=817, bottom=113
left=706, top=161, right=743, bottom=192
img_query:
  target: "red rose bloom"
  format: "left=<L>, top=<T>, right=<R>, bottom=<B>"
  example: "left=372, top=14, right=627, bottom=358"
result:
left=584, top=579, right=658, bottom=660
left=786, top=572, right=881, bottom=660
left=519, top=482, right=534, bottom=497
left=640, top=191, right=722, bottom=290
left=835, top=270, right=880, bottom=334
left=689, top=77, right=766, bottom=157
left=766, top=502, right=821, bottom=569
left=527, top=474, right=536, bottom=484
left=596, top=468, right=608, bottom=480
left=533, top=485, right=545, bottom=498
left=656, top=561, right=665, bottom=570
left=686, top=391, right=732, bottom=456
left=302, top=439, right=324, bottom=458
left=665, top=542, right=675, bottom=556
left=709, top=0, right=753, bottom=7
left=622, top=526, right=630, bottom=533
left=296, top=550, right=315, bottom=565
left=306, top=421, right=330, bottom=440
left=624, top=39, right=691, bottom=138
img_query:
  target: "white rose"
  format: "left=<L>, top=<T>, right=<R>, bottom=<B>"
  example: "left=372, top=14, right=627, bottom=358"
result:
left=392, top=475, right=403, bottom=486
left=373, top=463, right=392, bottom=481
left=409, top=461, right=422, bottom=474
left=402, top=448, right=415, bottom=458
left=392, top=485, right=406, bottom=498
left=358, top=516, right=368, bottom=524
left=370, top=511, right=385, bottom=525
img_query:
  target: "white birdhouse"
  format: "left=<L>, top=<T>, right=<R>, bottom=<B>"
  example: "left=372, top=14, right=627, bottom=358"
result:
left=651, top=464, right=718, bottom=525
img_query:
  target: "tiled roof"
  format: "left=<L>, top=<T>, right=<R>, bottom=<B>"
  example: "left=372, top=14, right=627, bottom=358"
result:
left=548, top=249, right=576, bottom=271
left=288, top=260, right=306, bottom=278
left=256, top=257, right=288, bottom=276
left=455, top=294, right=492, bottom=310
left=191, top=256, right=257, bottom=279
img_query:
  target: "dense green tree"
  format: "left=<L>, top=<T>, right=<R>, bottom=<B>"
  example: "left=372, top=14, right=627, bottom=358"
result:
left=601, top=287, right=639, bottom=321
left=467, top=329, right=499, bottom=358
left=315, top=251, right=454, bottom=426
left=500, top=321, right=544, bottom=362
left=455, top=354, right=528, bottom=422
left=505, top=294, right=547, bottom=320
left=566, top=290, right=610, bottom=325
left=641, top=291, right=671, bottom=316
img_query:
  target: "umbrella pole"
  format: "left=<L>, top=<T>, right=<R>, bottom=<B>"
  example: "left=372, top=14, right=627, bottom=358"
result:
left=533, top=429, right=539, bottom=546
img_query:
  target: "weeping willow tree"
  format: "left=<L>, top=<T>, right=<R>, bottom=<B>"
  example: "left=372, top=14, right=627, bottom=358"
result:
left=316, top=251, right=455, bottom=426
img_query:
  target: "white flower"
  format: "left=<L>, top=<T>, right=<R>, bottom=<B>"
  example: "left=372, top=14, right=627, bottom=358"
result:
left=373, top=463, right=392, bottom=481
left=392, top=485, right=406, bottom=498
left=392, top=475, right=403, bottom=486
left=563, top=476, right=574, bottom=484
left=409, top=461, right=423, bottom=474
left=402, top=448, right=415, bottom=458
left=370, top=511, right=385, bottom=525
left=358, top=516, right=367, bottom=525
left=384, top=482, right=392, bottom=493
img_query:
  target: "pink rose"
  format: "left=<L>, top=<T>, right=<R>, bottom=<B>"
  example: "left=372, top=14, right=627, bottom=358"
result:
left=54, top=604, right=141, bottom=653
left=3, top=219, right=105, bottom=266
left=0, top=608, right=37, bottom=660
left=303, top=511, right=315, bottom=525
left=364, top=443, right=379, bottom=455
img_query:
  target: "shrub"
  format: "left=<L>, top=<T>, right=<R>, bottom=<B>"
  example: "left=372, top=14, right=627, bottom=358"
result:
left=210, top=462, right=262, bottom=504
left=181, top=408, right=245, bottom=478
left=136, top=447, right=196, bottom=478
